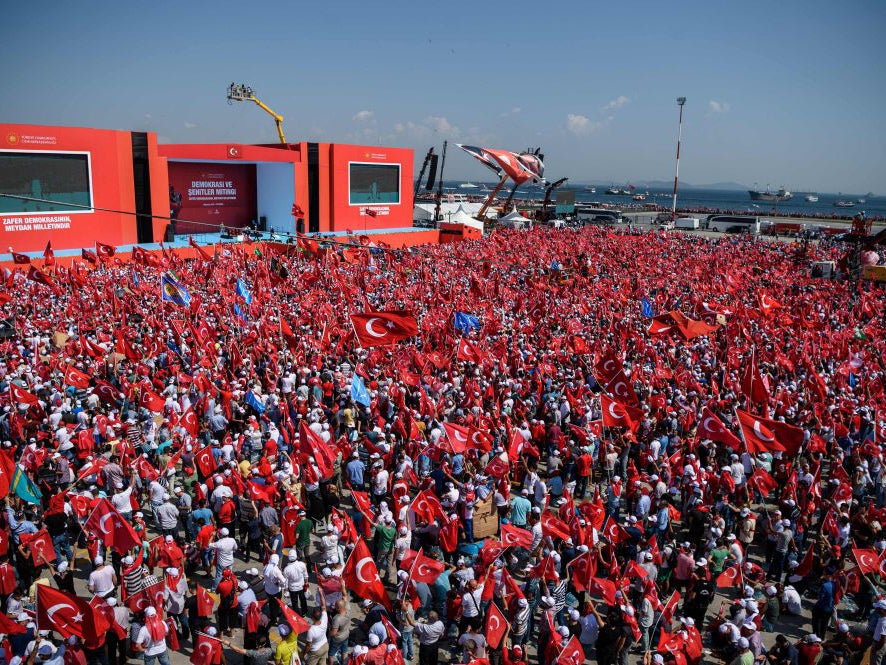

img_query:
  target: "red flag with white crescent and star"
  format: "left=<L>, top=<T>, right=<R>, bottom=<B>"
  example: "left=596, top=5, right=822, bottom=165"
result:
left=37, top=584, right=109, bottom=642
left=342, top=538, right=391, bottom=610
left=698, top=406, right=742, bottom=450
left=485, top=601, right=509, bottom=649
left=735, top=409, right=787, bottom=454
left=600, top=393, right=642, bottom=432
left=84, top=499, right=141, bottom=553
left=350, top=311, right=419, bottom=348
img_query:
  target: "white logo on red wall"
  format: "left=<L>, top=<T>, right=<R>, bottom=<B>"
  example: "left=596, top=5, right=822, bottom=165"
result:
left=226, top=145, right=242, bottom=159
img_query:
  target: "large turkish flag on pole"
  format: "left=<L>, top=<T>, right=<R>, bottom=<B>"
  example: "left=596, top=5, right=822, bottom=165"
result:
left=342, top=538, right=391, bottom=610
left=350, top=311, right=419, bottom=347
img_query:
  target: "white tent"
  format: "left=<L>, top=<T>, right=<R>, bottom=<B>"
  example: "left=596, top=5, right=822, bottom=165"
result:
left=447, top=205, right=485, bottom=232
left=414, top=202, right=486, bottom=223
left=498, top=208, right=533, bottom=229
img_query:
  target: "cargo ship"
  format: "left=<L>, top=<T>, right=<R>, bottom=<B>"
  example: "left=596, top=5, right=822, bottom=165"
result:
left=748, top=186, right=792, bottom=202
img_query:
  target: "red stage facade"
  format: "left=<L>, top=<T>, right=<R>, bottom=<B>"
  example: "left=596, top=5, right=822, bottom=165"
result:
left=0, top=123, right=415, bottom=253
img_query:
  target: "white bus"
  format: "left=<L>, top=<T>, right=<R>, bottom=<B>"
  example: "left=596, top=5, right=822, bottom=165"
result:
left=706, top=215, right=761, bottom=234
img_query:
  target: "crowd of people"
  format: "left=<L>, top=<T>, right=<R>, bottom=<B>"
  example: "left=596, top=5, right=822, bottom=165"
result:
left=0, top=225, right=884, bottom=665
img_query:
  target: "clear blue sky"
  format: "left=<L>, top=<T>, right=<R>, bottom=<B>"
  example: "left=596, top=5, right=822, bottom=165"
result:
left=2, top=0, right=884, bottom=192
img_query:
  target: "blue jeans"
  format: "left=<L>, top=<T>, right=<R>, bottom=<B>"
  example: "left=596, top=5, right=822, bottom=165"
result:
left=330, top=639, right=349, bottom=664
left=143, top=650, right=171, bottom=665
left=52, top=533, right=73, bottom=564
left=401, top=631, right=414, bottom=661
left=213, top=564, right=231, bottom=591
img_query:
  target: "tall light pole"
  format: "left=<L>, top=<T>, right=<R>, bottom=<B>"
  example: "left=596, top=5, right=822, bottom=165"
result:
left=671, top=97, right=686, bottom=222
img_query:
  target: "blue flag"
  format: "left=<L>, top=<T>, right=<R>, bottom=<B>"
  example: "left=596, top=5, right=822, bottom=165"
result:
left=453, top=311, right=481, bottom=333
left=641, top=298, right=655, bottom=318
left=233, top=303, right=248, bottom=323
left=244, top=390, right=266, bottom=414
left=550, top=260, right=562, bottom=272
left=849, top=373, right=858, bottom=389
left=236, top=278, right=253, bottom=305
left=12, top=467, right=41, bottom=504
left=351, top=374, right=372, bottom=407
left=160, top=274, right=191, bottom=307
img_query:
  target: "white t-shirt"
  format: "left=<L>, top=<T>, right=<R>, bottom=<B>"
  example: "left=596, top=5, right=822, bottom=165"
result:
left=373, top=470, right=389, bottom=496
left=210, top=537, right=238, bottom=567
left=111, top=486, right=134, bottom=514
left=136, top=623, right=168, bottom=656
left=89, top=565, right=116, bottom=596
left=306, top=612, right=328, bottom=651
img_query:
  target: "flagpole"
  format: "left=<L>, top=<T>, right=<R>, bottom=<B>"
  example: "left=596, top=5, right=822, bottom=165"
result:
left=645, top=590, right=677, bottom=656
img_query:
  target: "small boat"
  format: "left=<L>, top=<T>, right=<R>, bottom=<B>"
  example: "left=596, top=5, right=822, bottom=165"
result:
left=606, top=187, right=633, bottom=196
left=584, top=185, right=596, bottom=193
left=804, top=194, right=819, bottom=202
left=834, top=200, right=855, bottom=208
left=632, top=194, right=646, bottom=201
left=857, top=198, right=867, bottom=204
left=459, top=182, right=478, bottom=189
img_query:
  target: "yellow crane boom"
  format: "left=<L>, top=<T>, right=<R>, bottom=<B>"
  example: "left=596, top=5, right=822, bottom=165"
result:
left=226, top=83, right=287, bottom=145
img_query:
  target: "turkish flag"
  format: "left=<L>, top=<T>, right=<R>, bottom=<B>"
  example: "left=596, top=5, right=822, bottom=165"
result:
left=601, top=517, right=629, bottom=545
left=588, top=577, right=617, bottom=604
left=661, top=591, right=682, bottom=624
left=350, top=311, right=419, bottom=348
left=401, top=549, right=445, bottom=584
left=794, top=544, right=815, bottom=577
left=190, top=633, right=223, bottom=665
left=179, top=406, right=200, bottom=437
left=133, top=456, right=159, bottom=482
left=456, top=338, right=485, bottom=364
left=21, top=529, right=57, bottom=565
left=747, top=468, right=779, bottom=496
left=566, top=551, right=596, bottom=592
left=90, top=596, right=126, bottom=640
left=531, top=555, right=560, bottom=582
left=27, top=265, right=55, bottom=288
left=9, top=383, right=39, bottom=406
left=84, top=498, right=141, bottom=553
left=37, top=584, right=109, bottom=642
left=698, top=406, right=742, bottom=450
left=195, top=585, right=215, bottom=617
left=758, top=292, right=782, bottom=315
left=605, top=370, right=638, bottom=406
left=0, top=611, right=26, bottom=635
left=11, top=251, right=30, bottom=264
left=741, top=348, right=770, bottom=403
left=750, top=415, right=805, bottom=456
left=556, top=636, right=584, bottom=665
left=342, top=538, right=391, bottom=610
left=410, top=489, right=446, bottom=523
left=93, top=380, right=123, bottom=405
left=365, top=208, right=378, bottom=218
left=500, top=523, right=534, bottom=549
left=485, top=602, right=509, bottom=649
left=716, top=564, right=742, bottom=587
left=277, top=599, right=312, bottom=633
left=540, top=512, right=571, bottom=541
left=140, top=389, right=166, bottom=413
left=194, top=445, right=218, bottom=478
left=484, top=456, right=510, bottom=478
left=0, top=450, right=16, bottom=499
left=95, top=242, right=116, bottom=259
left=291, top=203, right=305, bottom=217
left=298, top=421, right=336, bottom=479
left=125, top=580, right=166, bottom=613
left=600, top=394, right=642, bottom=432
left=281, top=506, right=301, bottom=547
left=442, top=423, right=471, bottom=454
left=469, top=427, right=493, bottom=453
left=735, top=409, right=786, bottom=454
left=63, top=365, right=92, bottom=389
left=853, top=547, right=881, bottom=575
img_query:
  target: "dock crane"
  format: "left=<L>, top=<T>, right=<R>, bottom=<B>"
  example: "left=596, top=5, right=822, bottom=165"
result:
left=226, top=83, right=287, bottom=145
